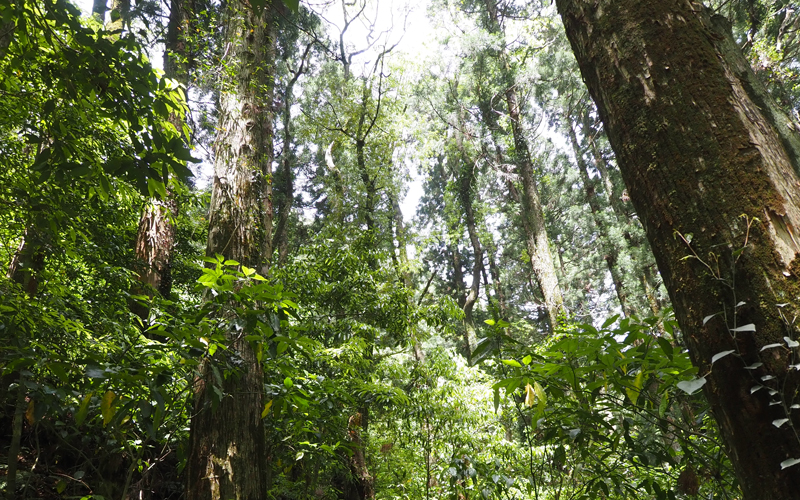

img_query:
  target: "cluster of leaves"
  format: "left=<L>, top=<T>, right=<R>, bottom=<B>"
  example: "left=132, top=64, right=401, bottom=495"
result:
left=488, top=315, right=737, bottom=499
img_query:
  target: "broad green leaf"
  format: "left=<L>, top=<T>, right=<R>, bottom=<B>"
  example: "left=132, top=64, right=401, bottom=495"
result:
left=101, top=390, right=117, bottom=426
left=75, top=393, right=92, bottom=426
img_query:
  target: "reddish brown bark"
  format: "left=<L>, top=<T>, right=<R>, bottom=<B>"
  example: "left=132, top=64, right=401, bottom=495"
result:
left=557, top=0, right=800, bottom=497
left=185, top=1, right=276, bottom=498
left=131, top=0, right=192, bottom=315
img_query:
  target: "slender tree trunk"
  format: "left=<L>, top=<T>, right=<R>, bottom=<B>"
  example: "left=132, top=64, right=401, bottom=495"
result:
left=457, top=156, right=482, bottom=356
left=557, top=1, right=800, bottom=497
left=324, top=141, right=346, bottom=225
left=5, top=226, right=48, bottom=499
left=506, top=85, right=564, bottom=329
left=486, top=238, right=509, bottom=319
left=480, top=0, right=564, bottom=329
left=567, top=118, right=634, bottom=316
left=185, top=1, right=275, bottom=498
left=584, top=113, right=666, bottom=315
left=390, top=195, right=425, bottom=362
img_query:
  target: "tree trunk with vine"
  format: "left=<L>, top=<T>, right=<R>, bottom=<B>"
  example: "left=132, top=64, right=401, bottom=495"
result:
left=185, top=1, right=275, bottom=498
left=557, top=0, right=800, bottom=496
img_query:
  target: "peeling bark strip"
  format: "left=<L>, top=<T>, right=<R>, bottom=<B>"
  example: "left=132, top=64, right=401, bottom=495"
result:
left=556, top=0, right=800, bottom=497
left=185, top=1, right=276, bottom=499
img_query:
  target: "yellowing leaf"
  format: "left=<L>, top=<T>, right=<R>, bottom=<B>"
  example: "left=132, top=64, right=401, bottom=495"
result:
left=76, top=393, right=92, bottom=426
left=626, top=371, right=645, bottom=404
left=524, top=383, right=535, bottom=407
left=261, top=400, right=273, bottom=418
left=101, top=390, right=117, bottom=426
left=25, top=399, right=35, bottom=425
left=534, top=381, right=547, bottom=415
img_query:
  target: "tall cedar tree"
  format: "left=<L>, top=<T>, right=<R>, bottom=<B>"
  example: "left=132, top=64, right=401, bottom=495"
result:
left=184, top=0, right=276, bottom=498
left=557, top=0, right=800, bottom=497
left=480, top=0, right=565, bottom=329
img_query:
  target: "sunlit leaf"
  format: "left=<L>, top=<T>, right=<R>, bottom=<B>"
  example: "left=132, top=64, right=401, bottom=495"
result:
left=101, top=390, right=117, bottom=426
left=711, top=350, right=735, bottom=364
left=676, top=377, right=706, bottom=395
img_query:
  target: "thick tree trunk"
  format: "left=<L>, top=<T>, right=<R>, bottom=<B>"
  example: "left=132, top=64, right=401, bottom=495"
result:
left=92, top=0, right=106, bottom=22
left=185, top=1, right=275, bottom=499
left=557, top=1, right=800, bottom=497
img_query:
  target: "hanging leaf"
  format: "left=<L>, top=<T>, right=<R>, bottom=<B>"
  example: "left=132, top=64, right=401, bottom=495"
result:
left=760, top=343, right=783, bottom=351
left=626, top=371, right=645, bottom=403
left=533, top=381, right=546, bottom=415
left=524, top=383, right=535, bottom=407
left=711, top=350, right=735, bottom=364
left=785, top=337, right=799, bottom=348
left=261, top=400, right=273, bottom=418
left=773, top=418, right=790, bottom=428
left=676, top=377, right=706, bottom=395
left=75, top=393, right=92, bottom=426
left=702, top=313, right=719, bottom=326
left=25, top=399, right=36, bottom=425
left=781, top=458, right=800, bottom=469
left=101, top=390, right=117, bottom=426
left=730, top=324, right=756, bottom=332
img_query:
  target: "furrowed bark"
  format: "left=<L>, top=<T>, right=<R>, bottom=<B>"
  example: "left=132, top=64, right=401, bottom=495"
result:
left=506, top=84, right=564, bottom=330
left=185, top=1, right=276, bottom=498
left=557, top=0, right=800, bottom=496
left=453, top=112, right=482, bottom=356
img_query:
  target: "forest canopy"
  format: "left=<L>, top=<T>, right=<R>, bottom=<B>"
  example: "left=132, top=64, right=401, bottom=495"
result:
left=2, top=0, right=800, bottom=499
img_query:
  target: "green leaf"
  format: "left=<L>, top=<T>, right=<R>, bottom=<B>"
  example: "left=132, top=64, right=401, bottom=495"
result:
left=501, top=359, right=522, bottom=368
left=101, top=390, right=116, bottom=426
left=602, top=314, right=620, bottom=329
left=284, top=377, right=293, bottom=388
left=656, top=337, right=673, bottom=360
